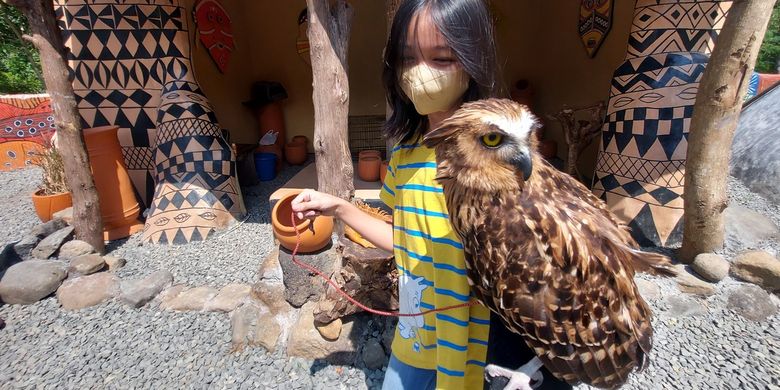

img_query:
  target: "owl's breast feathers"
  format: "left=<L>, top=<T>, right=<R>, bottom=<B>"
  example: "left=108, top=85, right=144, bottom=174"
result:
left=444, top=158, right=671, bottom=389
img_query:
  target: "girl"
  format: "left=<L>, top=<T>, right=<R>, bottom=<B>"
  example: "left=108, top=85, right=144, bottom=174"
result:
left=292, top=1, right=570, bottom=389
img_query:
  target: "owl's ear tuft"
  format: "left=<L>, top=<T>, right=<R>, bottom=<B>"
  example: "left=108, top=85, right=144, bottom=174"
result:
left=423, top=123, right=458, bottom=148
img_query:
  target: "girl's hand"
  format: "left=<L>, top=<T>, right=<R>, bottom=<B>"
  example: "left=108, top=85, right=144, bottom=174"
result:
left=290, top=189, right=346, bottom=220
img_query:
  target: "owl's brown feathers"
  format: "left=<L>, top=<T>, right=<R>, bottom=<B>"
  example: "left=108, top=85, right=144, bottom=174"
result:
left=423, top=98, right=675, bottom=388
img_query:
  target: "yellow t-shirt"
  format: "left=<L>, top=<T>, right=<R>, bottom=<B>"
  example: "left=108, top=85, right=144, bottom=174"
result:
left=380, top=140, right=491, bottom=389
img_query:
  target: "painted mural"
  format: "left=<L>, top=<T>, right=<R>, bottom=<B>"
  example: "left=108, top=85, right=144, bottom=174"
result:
left=0, top=94, right=55, bottom=171
left=592, top=0, right=732, bottom=247
left=55, top=0, right=244, bottom=244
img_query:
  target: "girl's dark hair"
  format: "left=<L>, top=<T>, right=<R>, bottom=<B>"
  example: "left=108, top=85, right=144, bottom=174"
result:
left=382, top=0, right=500, bottom=144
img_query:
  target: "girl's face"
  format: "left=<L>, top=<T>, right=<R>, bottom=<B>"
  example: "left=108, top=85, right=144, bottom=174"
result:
left=403, top=8, right=459, bottom=71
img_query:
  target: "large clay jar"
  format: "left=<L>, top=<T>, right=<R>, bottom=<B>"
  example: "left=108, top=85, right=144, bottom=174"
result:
left=31, top=190, right=72, bottom=222
left=539, top=139, right=558, bottom=159
left=291, top=135, right=308, bottom=146
left=358, top=155, right=381, bottom=182
left=83, top=125, right=144, bottom=240
left=358, top=150, right=381, bottom=160
left=285, top=142, right=307, bottom=165
left=255, top=101, right=287, bottom=154
left=272, top=191, right=334, bottom=253
left=380, top=160, right=389, bottom=184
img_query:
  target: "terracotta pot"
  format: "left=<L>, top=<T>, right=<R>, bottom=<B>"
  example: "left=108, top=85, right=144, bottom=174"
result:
left=253, top=101, right=287, bottom=153
left=358, top=155, right=381, bottom=182
left=272, top=191, right=334, bottom=253
left=510, top=79, right=534, bottom=109
left=380, top=160, right=389, bottom=184
left=256, top=143, right=282, bottom=172
left=539, top=139, right=558, bottom=159
left=31, top=189, right=72, bottom=222
left=285, top=142, right=307, bottom=165
left=358, top=150, right=381, bottom=160
left=291, top=135, right=308, bottom=147
left=83, top=125, right=143, bottom=240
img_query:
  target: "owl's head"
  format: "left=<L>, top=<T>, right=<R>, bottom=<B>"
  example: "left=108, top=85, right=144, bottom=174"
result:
left=422, top=98, right=540, bottom=192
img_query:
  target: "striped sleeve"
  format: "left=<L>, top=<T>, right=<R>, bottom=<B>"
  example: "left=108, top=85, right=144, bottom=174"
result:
left=379, top=148, right=397, bottom=209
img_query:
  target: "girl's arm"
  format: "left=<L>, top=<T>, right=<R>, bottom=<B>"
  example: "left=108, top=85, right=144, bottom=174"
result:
left=291, top=189, right=394, bottom=252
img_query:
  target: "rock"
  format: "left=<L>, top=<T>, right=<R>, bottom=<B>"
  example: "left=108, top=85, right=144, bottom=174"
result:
left=120, top=270, right=174, bottom=308
left=667, top=295, right=707, bottom=317
left=250, top=281, right=292, bottom=315
left=0, top=317, right=4, bottom=330
left=205, top=283, right=251, bottom=312
left=691, top=253, right=729, bottom=282
left=315, top=318, right=342, bottom=341
left=731, top=251, right=780, bottom=292
left=287, top=301, right=364, bottom=365
left=158, top=284, right=186, bottom=306
left=724, top=205, right=780, bottom=248
left=56, top=273, right=119, bottom=310
left=68, top=254, right=105, bottom=275
left=231, top=302, right=282, bottom=353
left=52, top=207, right=73, bottom=224
left=31, top=226, right=74, bottom=259
left=727, top=285, right=778, bottom=321
left=362, top=338, right=387, bottom=370
left=675, top=265, right=716, bottom=296
left=0, top=243, right=22, bottom=274
left=104, top=256, right=126, bottom=271
left=12, top=235, right=39, bottom=258
left=258, top=248, right=282, bottom=283
left=30, top=218, right=68, bottom=239
left=0, top=260, right=67, bottom=304
left=278, top=246, right=339, bottom=307
left=160, top=286, right=218, bottom=311
left=382, top=318, right=396, bottom=352
left=58, top=240, right=95, bottom=259
left=635, top=278, right=660, bottom=300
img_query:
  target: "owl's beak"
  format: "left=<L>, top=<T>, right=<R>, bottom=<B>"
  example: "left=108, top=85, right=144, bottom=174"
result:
left=510, top=150, right=533, bottom=181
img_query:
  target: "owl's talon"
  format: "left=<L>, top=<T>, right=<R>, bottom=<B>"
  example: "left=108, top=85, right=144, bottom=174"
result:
left=485, top=357, right=544, bottom=390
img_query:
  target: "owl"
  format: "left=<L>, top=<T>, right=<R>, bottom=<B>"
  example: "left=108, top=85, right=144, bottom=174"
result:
left=422, top=98, right=675, bottom=389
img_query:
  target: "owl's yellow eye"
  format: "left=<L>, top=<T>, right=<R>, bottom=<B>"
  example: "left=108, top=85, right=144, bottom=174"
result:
left=481, top=133, right=503, bottom=148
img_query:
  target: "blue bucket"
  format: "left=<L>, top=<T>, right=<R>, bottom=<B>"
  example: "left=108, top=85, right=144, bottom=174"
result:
left=254, top=152, right=277, bottom=181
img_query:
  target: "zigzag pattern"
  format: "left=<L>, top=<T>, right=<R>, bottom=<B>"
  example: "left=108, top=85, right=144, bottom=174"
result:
left=156, top=118, right=222, bottom=143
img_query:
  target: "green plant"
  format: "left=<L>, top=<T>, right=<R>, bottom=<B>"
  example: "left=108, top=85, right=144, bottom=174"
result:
left=0, top=3, right=43, bottom=94
left=756, top=3, right=780, bottom=73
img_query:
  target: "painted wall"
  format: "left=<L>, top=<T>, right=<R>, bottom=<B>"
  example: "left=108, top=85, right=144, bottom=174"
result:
left=189, top=0, right=633, bottom=173
left=494, top=0, right=634, bottom=176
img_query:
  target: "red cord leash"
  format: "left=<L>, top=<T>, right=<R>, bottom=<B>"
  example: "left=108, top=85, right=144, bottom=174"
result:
left=290, top=211, right=478, bottom=317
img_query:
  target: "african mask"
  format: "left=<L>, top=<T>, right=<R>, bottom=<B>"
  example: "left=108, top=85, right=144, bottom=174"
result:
left=579, top=0, right=614, bottom=58
left=194, top=0, right=234, bottom=73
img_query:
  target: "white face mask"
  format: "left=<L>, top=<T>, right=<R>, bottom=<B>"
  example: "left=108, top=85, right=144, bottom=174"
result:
left=400, top=63, right=470, bottom=115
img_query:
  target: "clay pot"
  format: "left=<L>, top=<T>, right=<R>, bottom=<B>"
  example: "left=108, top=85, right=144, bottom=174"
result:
left=83, top=125, right=144, bottom=240
left=358, top=150, right=381, bottom=160
left=380, top=160, right=389, bottom=184
left=358, top=155, right=381, bottom=182
left=291, top=135, right=308, bottom=147
left=539, top=139, right=558, bottom=159
left=253, top=101, right=287, bottom=153
left=510, top=79, right=534, bottom=109
left=272, top=191, right=334, bottom=253
left=31, top=189, right=72, bottom=222
left=285, top=142, right=307, bottom=165
left=256, top=143, right=282, bottom=172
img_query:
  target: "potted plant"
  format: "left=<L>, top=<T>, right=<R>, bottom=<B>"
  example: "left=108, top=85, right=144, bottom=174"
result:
left=30, top=135, right=71, bottom=222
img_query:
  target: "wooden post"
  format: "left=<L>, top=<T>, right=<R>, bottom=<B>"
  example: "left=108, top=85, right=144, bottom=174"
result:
left=6, top=0, right=105, bottom=253
left=306, top=0, right=354, bottom=235
left=680, top=0, right=776, bottom=263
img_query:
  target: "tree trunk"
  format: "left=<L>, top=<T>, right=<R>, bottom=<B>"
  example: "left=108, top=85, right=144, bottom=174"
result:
left=307, top=0, right=354, bottom=236
left=680, top=0, right=776, bottom=263
left=7, top=0, right=105, bottom=253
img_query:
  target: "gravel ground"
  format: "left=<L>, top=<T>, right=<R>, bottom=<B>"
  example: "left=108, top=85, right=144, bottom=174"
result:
left=1, top=165, right=779, bottom=389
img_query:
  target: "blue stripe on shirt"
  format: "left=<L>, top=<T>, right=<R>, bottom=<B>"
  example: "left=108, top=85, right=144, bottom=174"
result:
left=438, top=339, right=468, bottom=352
left=397, top=162, right=437, bottom=170
left=468, top=338, right=489, bottom=346
left=394, top=225, right=464, bottom=249
left=436, top=313, right=468, bottom=327
left=437, top=366, right=465, bottom=377
left=394, top=205, right=448, bottom=218
left=469, top=316, right=491, bottom=326
left=392, top=143, right=420, bottom=152
left=382, top=183, right=395, bottom=196
left=395, top=183, right=444, bottom=193
left=434, top=288, right=470, bottom=302
left=467, top=360, right=486, bottom=367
